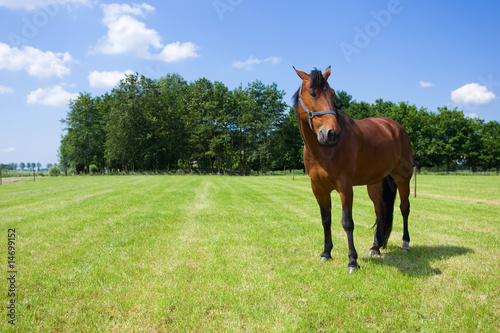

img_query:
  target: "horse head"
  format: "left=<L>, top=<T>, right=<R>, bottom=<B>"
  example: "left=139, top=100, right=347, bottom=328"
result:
left=293, top=66, right=341, bottom=145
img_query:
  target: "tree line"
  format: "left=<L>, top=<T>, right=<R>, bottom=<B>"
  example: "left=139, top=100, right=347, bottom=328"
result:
left=60, top=73, right=300, bottom=174
left=59, top=73, right=500, bottom=174
left=0, top=162, right=54, bottom=171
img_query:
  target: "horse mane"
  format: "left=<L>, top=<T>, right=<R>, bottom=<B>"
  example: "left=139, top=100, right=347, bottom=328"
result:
left=292, top=68, right=331, bottom=118
left=309, top=68, right=328, bottom=91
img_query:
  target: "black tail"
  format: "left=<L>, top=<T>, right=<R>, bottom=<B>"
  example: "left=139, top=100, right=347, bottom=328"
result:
left=381, top=175, right=397, bottom=248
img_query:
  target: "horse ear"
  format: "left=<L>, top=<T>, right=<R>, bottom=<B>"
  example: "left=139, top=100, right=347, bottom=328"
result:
left=293, top=66, right=309, bottom=81
left=323, top=66, right=332, bottom=80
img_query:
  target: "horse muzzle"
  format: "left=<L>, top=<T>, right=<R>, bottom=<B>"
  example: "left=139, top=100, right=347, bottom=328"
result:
left=318, top=128, right=340, bottom=145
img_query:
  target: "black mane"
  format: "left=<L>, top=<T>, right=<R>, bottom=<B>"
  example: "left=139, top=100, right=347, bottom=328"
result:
left=309, top=68, right=328, bottom=91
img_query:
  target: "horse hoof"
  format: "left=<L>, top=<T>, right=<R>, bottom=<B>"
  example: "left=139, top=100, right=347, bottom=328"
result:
left=368, top=249, right=381, bottom=256
left=348, top=265, right=359, bottom=274
left=319, top=256, right=332, bottom=262
left=401, top=241, right=410, bottom=252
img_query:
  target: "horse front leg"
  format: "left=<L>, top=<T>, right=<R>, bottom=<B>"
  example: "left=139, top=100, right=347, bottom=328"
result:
left=339, top=186, right=359, bottom=273
left=311, top=183, right=333, bottom=261
left=319, top=205, right=333, bottom=261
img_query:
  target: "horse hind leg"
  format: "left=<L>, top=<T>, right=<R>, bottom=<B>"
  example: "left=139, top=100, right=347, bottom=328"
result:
left=367, top=181, right=386, bottom=256
left=367, top=176, right=397, bottom=256
left=395, top=176, right=411, bottom=252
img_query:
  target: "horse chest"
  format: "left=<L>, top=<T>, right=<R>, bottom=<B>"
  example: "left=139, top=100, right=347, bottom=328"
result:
left=304, top=148, right=347, bottom=192
left=307, top=164, right=339, bottom=193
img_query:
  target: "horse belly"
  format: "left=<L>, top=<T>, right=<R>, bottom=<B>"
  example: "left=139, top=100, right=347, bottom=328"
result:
left=353, top=149, right=395, bottom=185
left=352, top=121, right=400, bottom=185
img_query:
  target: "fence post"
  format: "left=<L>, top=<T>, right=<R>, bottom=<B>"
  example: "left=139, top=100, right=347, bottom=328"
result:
left=0, top=169, right=2, bottom=185
left=413, top=166, right=417, bottom=198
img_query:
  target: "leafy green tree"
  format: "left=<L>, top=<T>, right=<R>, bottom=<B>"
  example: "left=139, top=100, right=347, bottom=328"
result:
left=243, top=81, right=287, bottom=173
left=335, top=90, right=352, bottom=111
left=157, top=73, right=189, bottom=170
left=462, top=117, right=484, bottom=171
left=270, top=108, right=304, bottom=171
left=434, top=107, right=472, bottom=171
left=105, top=74, right=155, bottom=171
left=480, top=120, right=500, bottom=173
left=138, top=76, right=165, bottom=170
left=227, top=85, right=254, bottom=174
left=205, top=81, right=231, bottom=173
left=60, top=92, right=107, bottom=173
left=371, top=98, right=395, bottom=117
left=184, top=78, right=230, bottom=171
left=344, top=100, right=374, bottom=119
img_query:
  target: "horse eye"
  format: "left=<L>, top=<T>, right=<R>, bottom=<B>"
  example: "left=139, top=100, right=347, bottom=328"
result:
left=310, top=91, right=317, bottom=98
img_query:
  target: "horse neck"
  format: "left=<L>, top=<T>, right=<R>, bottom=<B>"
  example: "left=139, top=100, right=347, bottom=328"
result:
left=298, top=118, right=319, bottom=152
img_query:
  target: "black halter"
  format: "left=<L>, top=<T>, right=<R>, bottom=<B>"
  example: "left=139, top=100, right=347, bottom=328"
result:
left=297, top=85, right=337, bottom=134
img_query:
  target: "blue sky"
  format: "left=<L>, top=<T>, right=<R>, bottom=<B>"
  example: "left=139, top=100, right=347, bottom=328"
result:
left=0, top=0, right=499, bottom=166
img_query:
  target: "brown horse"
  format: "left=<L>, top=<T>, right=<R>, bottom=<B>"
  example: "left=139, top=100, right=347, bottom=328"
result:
left=293, top=66, right=414, bottom=273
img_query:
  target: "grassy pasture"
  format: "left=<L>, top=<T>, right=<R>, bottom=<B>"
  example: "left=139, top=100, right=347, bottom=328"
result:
left=0, top=174, right=498, bottom=332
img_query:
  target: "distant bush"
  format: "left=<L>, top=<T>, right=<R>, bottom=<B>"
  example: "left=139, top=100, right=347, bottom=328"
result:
left=49, top=167, right=61, bottom=176
left=89, top=164, right=99, bottom=175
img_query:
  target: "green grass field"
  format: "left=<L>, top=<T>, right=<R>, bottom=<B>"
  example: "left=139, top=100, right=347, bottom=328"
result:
left=1, top=175, right=498, bottom=332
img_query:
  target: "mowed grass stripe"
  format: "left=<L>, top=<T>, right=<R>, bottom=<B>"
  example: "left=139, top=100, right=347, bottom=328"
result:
left=171, top=177, right=322, bottom=330
left=0, top=175, right=498, bottom=332
left=1, top=176, right=200, bottom=330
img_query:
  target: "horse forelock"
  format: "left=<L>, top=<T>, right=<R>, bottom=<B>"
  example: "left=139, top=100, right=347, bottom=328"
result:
left=309, top=69, right=327, bottom=91
left=310, top=69, right=339, bottom=110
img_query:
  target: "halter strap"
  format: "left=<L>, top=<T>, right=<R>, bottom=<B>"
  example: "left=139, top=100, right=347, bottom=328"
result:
left=298, top=86, right=337, bottom=134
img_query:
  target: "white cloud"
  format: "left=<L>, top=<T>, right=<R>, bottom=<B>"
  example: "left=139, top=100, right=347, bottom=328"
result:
left=0, top=43, right=72, bottom=79
left=102, top=2, right=155, bottom=22
left=451, top=83, right=496, bottom=106
left=232, top=56, right=282, bottom=71
left=88, top=69, right=134, bottom=88
left=0, top=0, right=91, bottom=10
left=93, top=3, right=160, bottom=57
left=0, top=147, right=16, bottom=153
left=0, top=85, right=14, bottom=94
left=265, top=56, right=281, bottom=65
left=419, top=81, right=434, bottom=88
left=466, top=113, right=479, bottom=119
left=27, top=85, right=78, bottom=107
left=232, top=56, right=261, bottom=71
left=92, top=3, right=199, bottom=62
left=157, top=42, right=199, bottom=62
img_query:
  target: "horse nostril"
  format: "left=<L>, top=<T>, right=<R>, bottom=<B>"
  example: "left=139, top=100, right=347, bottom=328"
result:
left=327, top=129, right=336, bottom=142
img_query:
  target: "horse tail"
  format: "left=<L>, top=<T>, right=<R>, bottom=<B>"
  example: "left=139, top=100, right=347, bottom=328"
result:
left=381, top=175, right=397, bottom=248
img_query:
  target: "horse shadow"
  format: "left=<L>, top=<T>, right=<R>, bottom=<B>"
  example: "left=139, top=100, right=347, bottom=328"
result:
left=361, top=244, right=474, bottom=277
